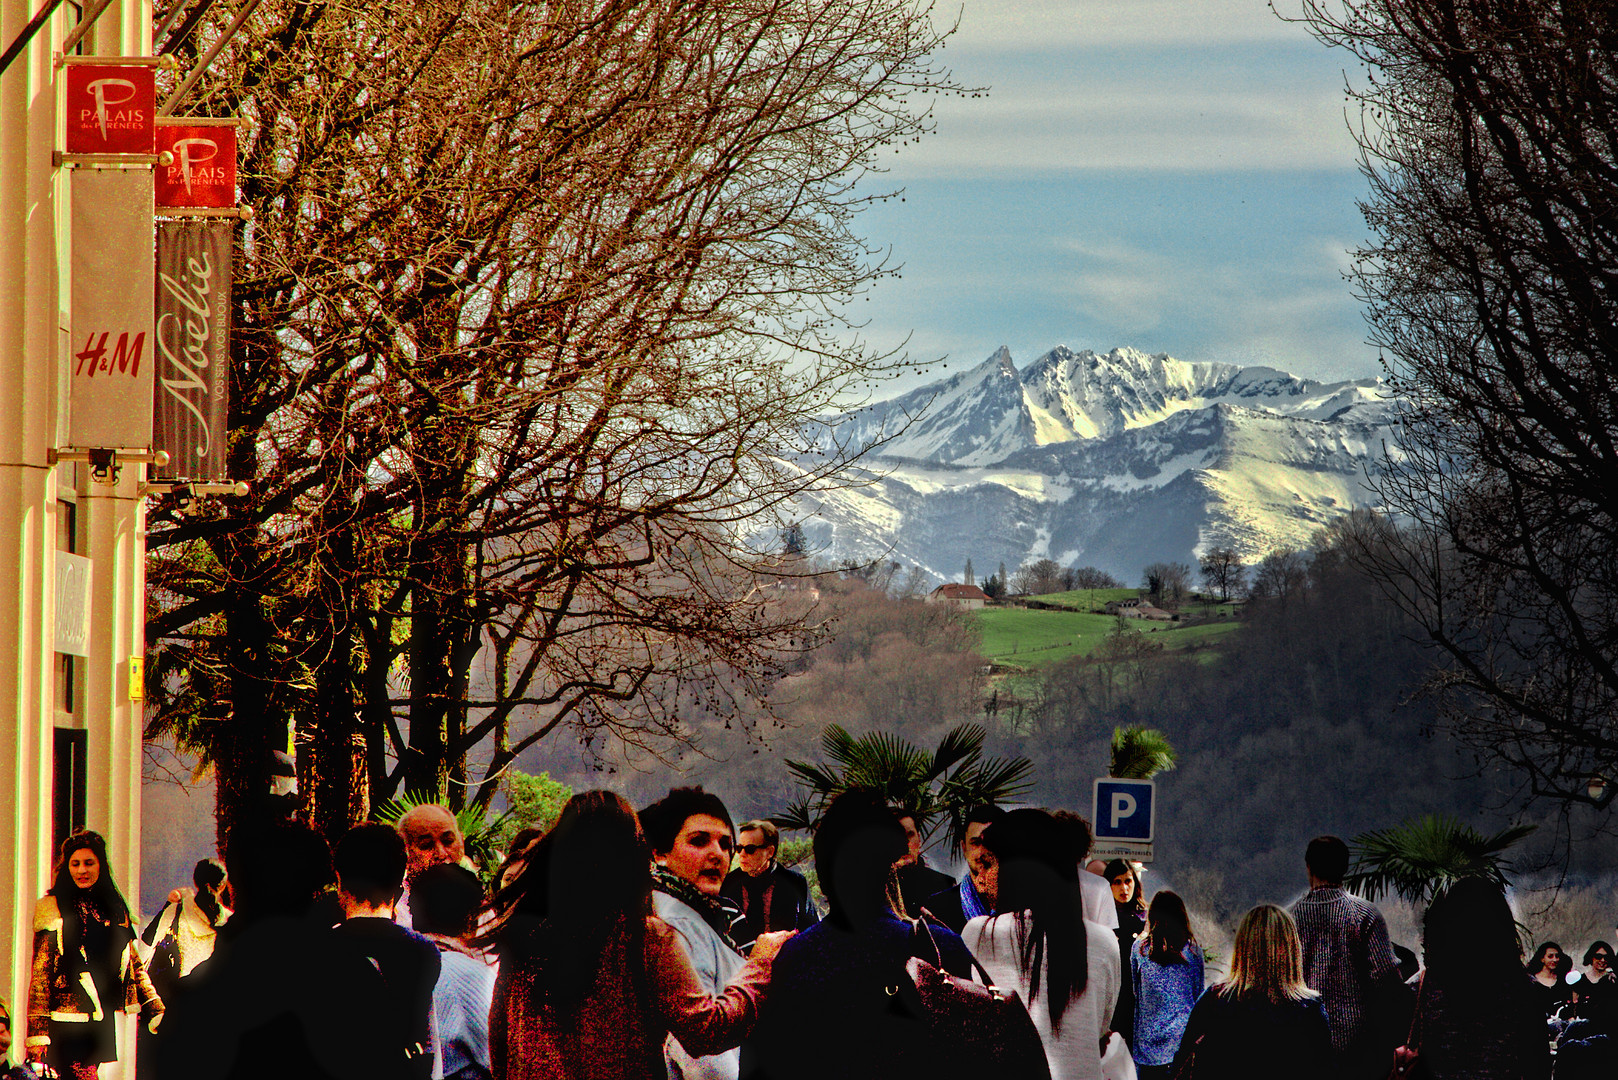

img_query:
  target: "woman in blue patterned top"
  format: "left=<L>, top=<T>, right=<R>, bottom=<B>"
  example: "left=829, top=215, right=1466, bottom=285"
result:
left=1130, top=890, right=1204, bottom=1080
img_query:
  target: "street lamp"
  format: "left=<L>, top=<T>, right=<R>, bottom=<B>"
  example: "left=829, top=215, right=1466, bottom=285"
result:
left=1585, top=775, right=1613, bottom=809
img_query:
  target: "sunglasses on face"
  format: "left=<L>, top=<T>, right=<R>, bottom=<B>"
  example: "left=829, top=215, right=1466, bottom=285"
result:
left=738, top=844, right=773, bottom=855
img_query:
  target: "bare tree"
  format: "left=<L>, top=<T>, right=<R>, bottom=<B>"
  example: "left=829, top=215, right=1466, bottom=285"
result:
left=1250, top=549, right=1309, bottom=604
left=1141, top=561, right=1192, bottom=609
left=1011, top=557, right=1065, bottom=596
left=1070, top=566, right=1122, bottom=590
left=1298, top=0, right=1618, bottom=807
left=144, top=0, right=963, bottom=841
left=1198, top=547, right=1246, bottom=603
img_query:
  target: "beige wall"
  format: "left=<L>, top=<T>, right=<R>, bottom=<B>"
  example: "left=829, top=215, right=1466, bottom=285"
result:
left=1, top=2, right=152, bottom=1072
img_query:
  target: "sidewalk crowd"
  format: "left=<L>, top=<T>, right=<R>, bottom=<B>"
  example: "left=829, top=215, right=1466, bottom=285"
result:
left=9, top=790, right=1613, bottom=1080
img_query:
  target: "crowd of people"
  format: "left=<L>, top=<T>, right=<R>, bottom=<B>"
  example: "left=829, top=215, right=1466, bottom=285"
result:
left=10, top=793, right=1616, bottom=1080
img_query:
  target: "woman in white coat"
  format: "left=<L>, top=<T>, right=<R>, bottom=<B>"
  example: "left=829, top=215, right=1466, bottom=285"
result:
left=961, top=809, right=1120, bottom=1080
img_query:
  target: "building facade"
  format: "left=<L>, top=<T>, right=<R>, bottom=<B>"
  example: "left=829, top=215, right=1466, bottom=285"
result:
left=2, top=2, right=152, bottom=1071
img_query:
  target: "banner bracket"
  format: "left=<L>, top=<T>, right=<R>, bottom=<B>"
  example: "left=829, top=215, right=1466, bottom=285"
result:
left=54, top=151, right=173, bottom=168
left=158, top=205, right=254, bottom=220
left=142, top=481, right=250, bottom=513
left=49, top=449, right=171, bottom=485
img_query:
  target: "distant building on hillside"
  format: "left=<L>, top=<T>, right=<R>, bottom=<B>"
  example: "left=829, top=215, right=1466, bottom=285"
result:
left=1105, top=597, right=1173, bottom=620
left=928, top=583, right=991, bottom=610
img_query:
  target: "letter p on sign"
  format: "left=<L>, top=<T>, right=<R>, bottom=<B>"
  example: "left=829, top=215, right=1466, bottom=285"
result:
left=1110, top=792, right=1137, bottom=830
left=1093, top=779, right=1154, bottom=842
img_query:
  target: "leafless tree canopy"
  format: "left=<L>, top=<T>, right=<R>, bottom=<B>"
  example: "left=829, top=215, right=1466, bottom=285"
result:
left=1141, top=561, right=1192, bottom=609
left=1011, top=557, right=1065, bottom=596
left=143, top=0, right=963, bottom=840
left=1198, top=547, right=1246, bottom=602
left=1299, top=0, right=1618, bottom=806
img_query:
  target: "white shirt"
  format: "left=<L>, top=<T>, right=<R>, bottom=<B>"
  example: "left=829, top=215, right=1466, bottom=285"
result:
left=1079, top=871, right=1119, bottom=930
left=963, top=913, right=1122, bottom=1080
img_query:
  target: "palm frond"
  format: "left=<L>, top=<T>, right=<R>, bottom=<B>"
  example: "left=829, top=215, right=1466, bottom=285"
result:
left=927, top=723, right=986, bottom=780
left=1346, top=814, right=1536, bottom=904
left=771, top=796, right=818, bottom=834
left=820, top=725, right=860, bottom=766
left=839, top=731, right=930, bottom=792
left=784, top=758, right=845, bottom=794
left=774, top=723, right=1035, bottom=852
left=1109, top=725, right=1178, bottom=779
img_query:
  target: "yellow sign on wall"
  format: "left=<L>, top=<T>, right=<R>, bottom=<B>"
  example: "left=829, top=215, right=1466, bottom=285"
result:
left=129, top=657, right=145, bottom=701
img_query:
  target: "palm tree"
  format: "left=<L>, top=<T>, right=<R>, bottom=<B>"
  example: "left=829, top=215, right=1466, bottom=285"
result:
left=774, top=723, right=1034, bottom=852
left=1345, top=814, right=1536, bottom=905
left=372, top=790, right=512, bottom=881
left=1109, top=725, right=1177, bottom=779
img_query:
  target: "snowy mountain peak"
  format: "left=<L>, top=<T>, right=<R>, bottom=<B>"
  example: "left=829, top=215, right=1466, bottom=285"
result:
left=835, top=345, right=1386, bottom=467
left=792, top=342, right=1395, bottom=586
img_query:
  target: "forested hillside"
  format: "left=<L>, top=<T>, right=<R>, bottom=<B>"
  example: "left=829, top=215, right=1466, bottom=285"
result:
left=523, top=526, right=1616, bottom=912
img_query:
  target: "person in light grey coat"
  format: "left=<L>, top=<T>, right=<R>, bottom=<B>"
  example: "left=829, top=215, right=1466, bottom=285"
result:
left=641, top=788, right=752, bottom=1080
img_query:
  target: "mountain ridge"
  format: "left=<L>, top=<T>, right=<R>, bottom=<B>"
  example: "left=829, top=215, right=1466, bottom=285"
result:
left=794, top=346, right=1394, bottom=582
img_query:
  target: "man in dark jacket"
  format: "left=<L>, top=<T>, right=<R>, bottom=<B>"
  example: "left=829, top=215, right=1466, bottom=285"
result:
left=892, top=808, right=953, bottom=919
left=919, top=803, right=1003, bottom=933
left=720, top=819, right=819, bottom=947
left=331, top=823, right=441, bottom=1080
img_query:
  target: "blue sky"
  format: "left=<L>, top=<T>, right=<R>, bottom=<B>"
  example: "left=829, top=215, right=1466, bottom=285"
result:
left=848, top=0, right=1382, bottom=392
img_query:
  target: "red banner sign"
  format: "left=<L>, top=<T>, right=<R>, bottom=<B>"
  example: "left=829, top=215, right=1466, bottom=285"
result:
left=156, top=123, right=237, bottom=208
left=64, top=64, right=155, bottom=154
left=70, top=169, right=155, bottom=448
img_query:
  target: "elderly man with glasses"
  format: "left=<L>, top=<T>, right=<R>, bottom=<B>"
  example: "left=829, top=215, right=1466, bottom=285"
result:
left=719, top=818, right=820, bottom=947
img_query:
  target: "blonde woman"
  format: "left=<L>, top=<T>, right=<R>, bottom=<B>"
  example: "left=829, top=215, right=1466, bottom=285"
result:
left=1168, top=904, right=1331, bottom=1080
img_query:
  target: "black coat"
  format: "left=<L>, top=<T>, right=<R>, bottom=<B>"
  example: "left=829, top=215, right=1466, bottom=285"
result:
left=894, top=863, right=954, bottom=920
left=720, top=862, right=820, bottom=945
left=1172, top=990, right=1332, bottom=1080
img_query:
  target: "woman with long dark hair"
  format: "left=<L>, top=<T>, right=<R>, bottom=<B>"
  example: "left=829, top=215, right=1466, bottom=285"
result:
left=1409, top=879, right=1550, bottom=1079
left=1104, top=858, right=1146, bottom=1051
left=26, top=831, right=162, bottom=1079
left=1169, top=904, right=1330, bottom=1079
left=486, top=790, right=789, bottom=1080
left=1527, top=940, right=1572, bottom=1019
left=746, top=789, right=976, bottom=1080
left=1129, top=890, right=1203, bottom=1080
left=961, top=808, right=1120, bottom=1080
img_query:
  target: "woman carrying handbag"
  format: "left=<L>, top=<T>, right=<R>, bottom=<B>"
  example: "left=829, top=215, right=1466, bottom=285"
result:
left=1395, top=880, right=1548, bottom=1080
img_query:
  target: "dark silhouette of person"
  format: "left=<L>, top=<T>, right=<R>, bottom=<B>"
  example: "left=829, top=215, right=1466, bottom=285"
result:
left=155, top=822, right=402, bottom=1080
left=331, top=823, right=441, bottom=1080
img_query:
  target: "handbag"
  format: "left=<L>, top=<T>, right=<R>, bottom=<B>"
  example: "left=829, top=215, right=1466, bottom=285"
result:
left=1100, top=1030, right=1138, bottom=1080
left=1387, top=974, right=1428, bottom=1080
left=889, top=917, right=1052, bottom=1080
left=145, top=903, right=183, bottom=997
left=1169, top=1032, right=1203, bottom=1080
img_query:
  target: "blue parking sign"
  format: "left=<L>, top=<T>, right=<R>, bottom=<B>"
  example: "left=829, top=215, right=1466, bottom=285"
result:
left=1093, top=778, right=1155, bottom=842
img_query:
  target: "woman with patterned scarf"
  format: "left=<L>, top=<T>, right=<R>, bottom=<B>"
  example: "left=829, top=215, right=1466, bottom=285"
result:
left=27, top=831, right=162, bottom=1080
left=640, top=787, right=759, bottom=1080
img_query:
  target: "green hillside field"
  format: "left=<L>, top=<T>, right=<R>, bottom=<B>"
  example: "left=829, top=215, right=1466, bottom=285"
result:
left=974, top=603, right=1243, bottom=670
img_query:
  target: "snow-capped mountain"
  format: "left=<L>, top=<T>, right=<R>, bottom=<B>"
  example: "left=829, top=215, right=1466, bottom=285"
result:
left=795, top=346, right=1395, bottom=583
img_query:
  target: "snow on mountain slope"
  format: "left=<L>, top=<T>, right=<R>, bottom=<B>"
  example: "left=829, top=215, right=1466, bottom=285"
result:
left=790, top=348, right=1395, bottom=583
left=832, top=345, right=1387, bottom=467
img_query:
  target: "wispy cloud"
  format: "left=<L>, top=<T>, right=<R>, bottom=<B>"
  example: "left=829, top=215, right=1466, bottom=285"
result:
left=900, top=0, right=1358, bottom=174
left=841, top=171, right=1376, bottom=389
left=943, top=0, right=1310, bottom=52
left=830, top=3, right=1377, bottom=394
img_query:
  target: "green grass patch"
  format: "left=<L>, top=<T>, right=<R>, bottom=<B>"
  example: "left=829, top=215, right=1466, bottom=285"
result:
left=976, top=608, right=1118, bottom=668
left=975, top=605, right=1244, bottom=670
left=1023, top=588, right=1140, bottom=612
